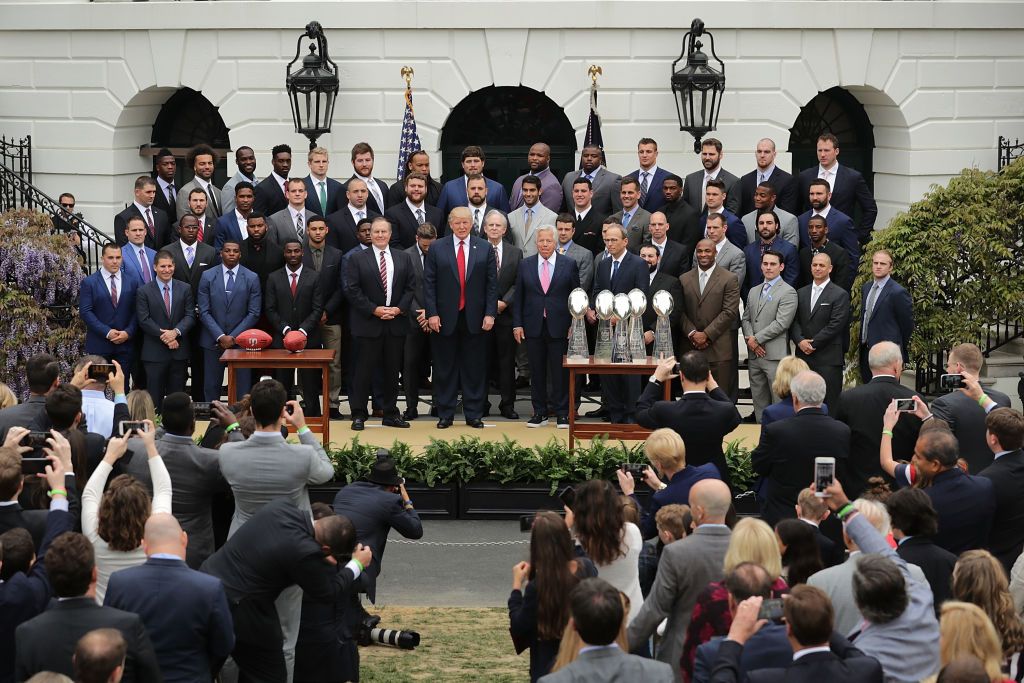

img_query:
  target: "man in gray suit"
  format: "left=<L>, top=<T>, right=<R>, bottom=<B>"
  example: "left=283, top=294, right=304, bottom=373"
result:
left=540, top=578, right=673, bottom=683
left=741, top=182, right=799, bottom=246
left=682, top=138, right=741, bottom=215
left=561, top=144, right=623, bottom=218
left=484, top=210, right=523, bottom=418
left=175, top=144, right=222, bottom=222
left=268, top=178, right=317, bottom=246
left=507, top=175, right=557, bottom=255
left=741, top=250, right=797, bottom=422
left=701, top=214, right=745, bottom=286
left=555, top=214, right=594, bottom=292
left=628, top=479, right=733, bottom=678
left=402, top=223, right=436, bottom=420
left=607, top=177, right=650, bottom=251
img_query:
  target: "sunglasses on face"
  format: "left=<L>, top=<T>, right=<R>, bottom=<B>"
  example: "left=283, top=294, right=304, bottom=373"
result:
left=61, top=203, right=75, bottom=209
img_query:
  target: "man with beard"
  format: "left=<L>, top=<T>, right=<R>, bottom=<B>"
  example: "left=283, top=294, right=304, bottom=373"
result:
left=742, top=210, right=799, bottom=297
left=510, top=142, right=562, bottom=212
left=176, top=144, right=222, bottom=222
left=683, top=138, right=740, bottom=215
left=346, top=142, right=390, bottom=215
left=466, top=174, right=494, bottom=237
left=384, top=172, right=443, bottom=248
left=561, top=144, right=622, bottom=217
left=638, top=244, right=683, bottom=355
left=221, top=146, right=259, bottom=215
left=797, top=178, right=860, bottom=273
left=240, top=213, right=284, bottom=296
left=659, top=174, right=701, bottom=259
left=185, top=187, right=214, bottom=246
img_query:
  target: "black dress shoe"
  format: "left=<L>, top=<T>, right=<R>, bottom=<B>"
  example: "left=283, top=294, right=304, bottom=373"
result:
left=437, top=417, right=454, bottom=429
left=351, top=418, right=365, bottom=431
left=500, top=409, right=520, bottom=420
left=382, top=417, right=411, bottom=428
left=330, top=408, right=345, bottom=420
left=402, top=410, right=419, bottom=421
left=466, top=418, right=485, bottom=428
left=585, top=407, right=608, bottom=418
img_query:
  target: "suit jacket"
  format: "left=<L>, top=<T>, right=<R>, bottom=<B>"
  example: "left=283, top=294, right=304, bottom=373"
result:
left=304, top=175, right=344, bottom=216
left=643, top=271, right=683, bottom=339
left=679, top=265, right=740, bottom=362
left=423, top=234, right=498, bottom=336
left=562, top=167, right=622, bottom=217
left=929, top=389, right=1011, bottom=475
left=79, top=269, right=140, bottom=355
left=136, top=278, right=196, bottom=362
left=332, top=481, right=424, bottom=603
left=742, top=239, right=800, bottom=296
left=268, top=206, right=316, bottom=246
left=739, top=166, right=798, bottom=217
left=663, top=198, right=702, bottom=255
left=512, top=253, right=580, bottom=339
left=560, top=242, right=594, bottom=293
left=220, top=171, right=258, bottom=216
left=694, top=623, right=792, bottom=683
left=648, top=239, right=687, bottom=278
left=152, top=178, right=176, bottom=218
left=507, top=203, right=558, bottom=255
left=213, top=212, right=247, bottom=254
left=798, top=207, right=860, bottom=273
left=790, top=280, right=851, bottom=366
left=627, top=525, right=732, bottom=677
left=239, top=238, right=284, bottom=294
left=628, top=167, right=677, bottom=214
left=175, top=177, right=222, bottom=222
left=981, top=449, right=1024, bottom=572
left=684, top=168, right=741, bottom=215
left=798, top=165, right=878, bottom=239
left=384, top=201, right=444, bottom=249
left=571, top=207, right=606, bottom=255
left=751, top=408, right=851, bottom=525
left=897, top=464, right=995, bottom=555
left=741, top=207, right=799, bottom=248
left=344, top=175, right=391, bottom=214
left=166, top=239, right=216, bottom=298
left=896, top=536, right=957, bottom=612
left=437, top=175, right=510, bottom=217
left=607, top=207, right=651, bottom=252
left=121, top=243, right=158, bottom=285
left=491, top=243, right=523, bottom=327
left=303, top=244, right=344, bottom=325
left=537, top=646, right=673, bottom=683
left=344, top=246, right=415, bottom=337
left=15, top=596, right=162, bottom=683
left=197, top=265, right=261, bottom=349
left=325, top=206, right=381, bottom=253
left=833, top=377, right=923, bottom=498
left=590, top=251, right=648, bottom=307
left=798, top=241, right=852, bottom=291
left=510, top=167, right=562, bottom=213
left=709, top=637, right=883, bottom=683
left=115, top=203, right=172, bottom=249
left=860, top=277, right=914, bottom=361
left=104, top=557, right=234, bottom=683
left=742, top=279, right=797, bottom=360
left=386, top=175, right=443, bottom=209
left=264, top=266, right=323, bottom=346
left=404, top=244, right=429, bottom=331
left=252, top=174, right=289, bottom=217
left=701, top=207, right=747, bottom=250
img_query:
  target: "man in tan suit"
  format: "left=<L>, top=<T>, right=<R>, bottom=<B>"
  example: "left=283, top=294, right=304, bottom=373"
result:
left=679, top=238, right=740, bottom=398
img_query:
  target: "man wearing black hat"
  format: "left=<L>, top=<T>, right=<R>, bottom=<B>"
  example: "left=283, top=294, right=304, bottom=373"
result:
left=332, top=450, right=423, bottom=605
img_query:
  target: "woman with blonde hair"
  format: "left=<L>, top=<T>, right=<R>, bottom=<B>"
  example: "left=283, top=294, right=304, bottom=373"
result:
left=0, top=382, right=17, bottom=410
left=125, top=389, right=157, bottom=423
left=953, top=550, right=1024, bottom=680
left=928, top=601, right=1015, bottom=683
left=761, top=356, right=827, bottom=426
left=679, top=517, right=788, bottom=680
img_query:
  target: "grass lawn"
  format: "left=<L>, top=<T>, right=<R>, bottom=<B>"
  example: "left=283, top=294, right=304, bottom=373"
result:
left=360, top=605, right=529, bottom=682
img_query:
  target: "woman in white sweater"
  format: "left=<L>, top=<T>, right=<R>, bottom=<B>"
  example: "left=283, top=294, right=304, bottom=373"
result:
left=82, top=420, right=171, bottom=602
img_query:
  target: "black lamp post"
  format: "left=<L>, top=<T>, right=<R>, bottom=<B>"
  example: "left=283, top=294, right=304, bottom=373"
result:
left=671, top=19, right=726, bottom=153
left=286, top=21, right=339, bottom=150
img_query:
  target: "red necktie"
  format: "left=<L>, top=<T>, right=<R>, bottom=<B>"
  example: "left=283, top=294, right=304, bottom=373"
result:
left=163, top=283, right=171, bottom=316
left=457, top=240, right=466, bottom=311
left=109, top=274, right=118, bottom=307
left=290, top=272, right=298, bottom=297
left=196, top=217, right=204, bottom=243
left=145, top=208, right=155, bottom=238
left=282, top=180, right=288, bottom=196
left=379, top=249, right=388, bottom=301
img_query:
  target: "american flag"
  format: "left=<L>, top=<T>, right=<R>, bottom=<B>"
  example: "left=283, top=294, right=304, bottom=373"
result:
left=396, top=86, right=422, bottom=181
left=582, top=81, right=606, bottom=167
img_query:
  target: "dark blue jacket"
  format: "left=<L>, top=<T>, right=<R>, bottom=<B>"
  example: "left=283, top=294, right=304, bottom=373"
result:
left=512, top=254, right=580, bottom=339
left=860, top=277, right=914, bottom=361
left=632, top=464, right=722, bottom=540
left=742, top=238, right=800, bottom=297
left=798, top=207, right=860, bottom=274
left=79, top=269, right=140, bottom=356
left=895, top=463, right=995, bottom=555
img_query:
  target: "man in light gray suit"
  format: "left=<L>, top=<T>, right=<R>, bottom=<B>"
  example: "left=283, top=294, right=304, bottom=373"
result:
left=607, top=177, right=651, bottom=251
left=741, top=250, right=797, bottom=422
left=218, top=378, right=335, bottom=682
left=268, top=178, right=317, bottom=247
left=741, top=182, right=799, bottom=246
left=561, top=144, right=623, bottom=218
left=700, top=214, right=745, bottom=286
left=175, top=144, right=222, bottom=221
left=507, top=175, right=557, bottom=256
left=540, top=578, right=673, bottom=683
left=220, top=145, right=259, bottom=215
left=555, top=214, right=594, bottom=292
left=628, top=479, right=733, bottom=679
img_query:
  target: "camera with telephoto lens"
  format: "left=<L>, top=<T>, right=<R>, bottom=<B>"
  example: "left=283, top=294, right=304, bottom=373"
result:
left=357, top=613, right=420, bottom=650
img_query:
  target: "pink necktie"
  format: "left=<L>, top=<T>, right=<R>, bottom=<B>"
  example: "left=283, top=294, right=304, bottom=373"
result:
left=541, top=259, right=551, bottom=293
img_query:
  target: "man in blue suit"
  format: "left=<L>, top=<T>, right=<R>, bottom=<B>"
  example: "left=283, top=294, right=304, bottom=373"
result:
left=742, top=211, right=799, bottom=297
left=136, top=250, right=196, bottom=410
left=80, top=243, right=140, bottom=377
left=213, top=181, right=255, bottom=254
left=512, top=226, right=581, bottom=428
left=629, top=137, right=676, bottom=215
left=798, top=178, right=860, bottom=271
left=798, top=133, right=878, bottom=244
left=104, top=513, right=235, bottom=683
left=197, top=241, right=262, bottom=401
left=120, top=216, right=157, bottom=286
left=859, top=249, right=914, bottom=383
left=701, top=179, right=746, bottom=250
left=424, top=206, right=498, bottom=428
left=437, top=145, right=510, bottom=217
left=303, top=146, right=344, bottom=216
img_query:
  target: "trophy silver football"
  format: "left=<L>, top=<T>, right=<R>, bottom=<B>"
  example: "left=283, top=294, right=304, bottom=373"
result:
left=593, top=290, right=615, bottom=362
left=651, top=289, right=675, bottom=360
left=627, top=288, right=648, bottom=362
left=567, top=288, right=590, bottom=360
left=611, top=293, right=633, bottom=363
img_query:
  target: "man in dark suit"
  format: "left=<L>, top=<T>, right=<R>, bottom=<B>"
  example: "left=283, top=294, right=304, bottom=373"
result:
left=512, top=226, right=580, bottom=428
left=402, top=223, right=437, bottom=421
left=424, top=207, right=499, bottom=428
left=702, top=179, right=747, bottom=250
left=183, top=186, right=217, bottom=247
left=683, top=138, right=741, bottom=216
left=303, top=216, right=345, bottom=419
left=214, top=181, right=256, bottom=254
left=386, top=149, right=443, bottom=208
left=482, top=212, right=524, bottom=419
left=332, top=452, right=423, bottom=604
left=710, top=585, right=883, bottom=683
left=136, top=250, right=196, bottom=410
left=639, top=244, right=683, bottom=355
left=0, top=355, right=60, bottom=444
left=798, top=214, right=852, bottom=290
left=568, top=177, right=606, bottom=254
left=267, top=178, right=316, bottom=247
left=752, top=371, right=850, bottom=525
left=166, top=214, right=215, bottom=402
left=239, top=213, right=284, bottom=296
left=151, top=147, right=178, bottom=219
left=798, top=179, right=860, bottom=280
left=115, top=176, right=172, bottom=249
left=175, top=144, right=222, bottom=222
left=344, top=217, right=416, bottom=430
left=661, top=174, right=701, bottom=255
left=858, top=249, right=914, bottom=383
left=637, top=353, right=741, bottom=489
left=562, top=144, right=622, bottom=217
left=15, top=531, right=162, bottom=683
left=253, top=143, right=292, bottom=217
left=265, top=240, right=324, bottom=416
left=385, top=172, right=444, bottom=248
left=794, top=489, right=845, bottom=568
left=345, top=141, right=390, bottom=215
left=104, top=513, right=234, bottom=683
left=798, top=133, right=878, bottom=244
left=642, top=211, right=687, bottom=278
left=741, top=211, right=799, bottom=297
left=790, top=252, right=851, bottom=408
left=200, top=499, right=372, bottom=683
left=437, top=145, right=510, bottom=216
left=738, top=138, right=798, bottom=217
left=80, top=243, right=140, bottom=375
left=978, top=406, right=1024, bottom=573
left=627, top=137, right=676, bottom=215
left=887, top=487, right=957, bottom=612
left=326, top=178, right=381, bottom=253
left=303, top=146, right=343, bottom=216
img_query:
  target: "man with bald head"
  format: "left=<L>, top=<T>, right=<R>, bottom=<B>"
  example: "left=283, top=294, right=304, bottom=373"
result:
left=738, top=137, right=798, bottom=216
left=104, top=513, right=234, bottom=683
left=790, top=251, right=851, bottom=407
left=627, top=478, right=733, bottom=678
left=510, top=143, right=562, bottom=212
left=325, top=177, right=381, bottom=252
left=561, top=143, right=622, bottom=217
left=640, top=211, right=687, bottom=278
left=74, top=628, right=127, bottom=683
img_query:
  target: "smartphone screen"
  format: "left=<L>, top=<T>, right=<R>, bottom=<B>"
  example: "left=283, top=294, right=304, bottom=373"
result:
left=814, top=458, right=835, bottom=496
left=895, top=398, right=915, bottom=412
left=558, top=486, right=576, bottom=510
left=87, top=363, right=115, bottom=380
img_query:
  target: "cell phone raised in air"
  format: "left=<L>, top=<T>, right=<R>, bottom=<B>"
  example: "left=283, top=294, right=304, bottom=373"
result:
left=814, top=457, right=836, bottom=497
left=620, top=463, right=647, bottom=482
left=119, top=421, right=149, bottom=437
left=193, top=402, right=212, bottom=420
left=558, top=485, right=576, bottom=511
left=757, top=598, right=785, bottom=622
left=895, top=398, right=916, bottom=412
left=20, top=431, right=50, bottom=451
left=87, top=363, right=115, bottom=381
left=939, top=373, right=964, bottom=390
left=21, top=458, right=50, bottom=476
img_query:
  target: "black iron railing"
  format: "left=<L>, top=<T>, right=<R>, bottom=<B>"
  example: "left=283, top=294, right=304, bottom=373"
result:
left=999, top=135, right=1024, bottom=171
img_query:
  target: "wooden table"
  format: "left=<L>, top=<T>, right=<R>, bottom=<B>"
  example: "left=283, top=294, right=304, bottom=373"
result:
left=564, top=356, right=672, bottom=450
left=220, top=349, right=336, bottom=444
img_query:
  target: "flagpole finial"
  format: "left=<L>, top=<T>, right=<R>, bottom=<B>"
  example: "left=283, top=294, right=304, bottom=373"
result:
left=401, top=66, right=414, bottom=88
left=588, top=65, right=603, bottom=85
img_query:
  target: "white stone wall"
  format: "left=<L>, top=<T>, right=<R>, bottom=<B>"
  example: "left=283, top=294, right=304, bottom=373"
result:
left=0, top=1, right=1021, bottom=236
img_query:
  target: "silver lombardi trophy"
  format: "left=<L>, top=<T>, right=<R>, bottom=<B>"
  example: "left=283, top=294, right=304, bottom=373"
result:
left=567, top=288, right=590, bottom=360
left=593, top=290, right=615, bottom=362
left=651, top=289, right=675, bottom=360
left=627, top=288, right=647, bottom=362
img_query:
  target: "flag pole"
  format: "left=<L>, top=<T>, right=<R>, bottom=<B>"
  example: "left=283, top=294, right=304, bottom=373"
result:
left=396, top=66, right=421, bottom=182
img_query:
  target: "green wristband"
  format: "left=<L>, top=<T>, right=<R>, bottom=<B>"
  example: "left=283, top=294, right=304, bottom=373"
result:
left=836, top=503, right=855, bottom=520
left=352, top=558, right=364, bottom=572
left=225, top=422, right=240, bottom=433
left=297, top=426, right=311, bottom=435
left=882, top=429, right=894, bottom=437
left=978, top=394, right=989, bottom=407
left=48, top=488, right=68, bottom=498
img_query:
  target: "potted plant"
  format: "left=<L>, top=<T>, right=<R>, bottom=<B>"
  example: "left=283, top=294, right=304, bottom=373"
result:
left=724, top=438, right=759, bottom=515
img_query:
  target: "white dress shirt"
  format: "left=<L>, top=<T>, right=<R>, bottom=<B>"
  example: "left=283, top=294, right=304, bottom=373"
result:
left=373, top=246, right=394, bottom=306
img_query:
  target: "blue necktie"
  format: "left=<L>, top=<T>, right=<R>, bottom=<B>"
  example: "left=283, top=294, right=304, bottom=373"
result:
left=226, top=269, right=235, bottom=295
left=611, top=259, right=619, bottom=282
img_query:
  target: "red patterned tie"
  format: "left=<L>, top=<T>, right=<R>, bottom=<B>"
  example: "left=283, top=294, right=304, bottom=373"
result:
left=379, top=249, right=388, bottom=302
left=457, top=240, right=466, bottom=311
left=290, top=272, right=298, bottom=297
left=109, top=275, right=118, bottom=307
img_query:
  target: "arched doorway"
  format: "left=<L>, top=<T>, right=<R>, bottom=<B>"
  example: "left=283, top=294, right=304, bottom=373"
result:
left=788, top=86, right=874, bottom=191
left=439, top=86, right=576, bottom=193
left=149, top=87, right=232, bottom=187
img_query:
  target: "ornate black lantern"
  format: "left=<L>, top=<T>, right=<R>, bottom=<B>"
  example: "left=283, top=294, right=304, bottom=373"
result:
left=286, top=21, right=339, bottom=149
left=671, top=19, right=726, bottom=153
